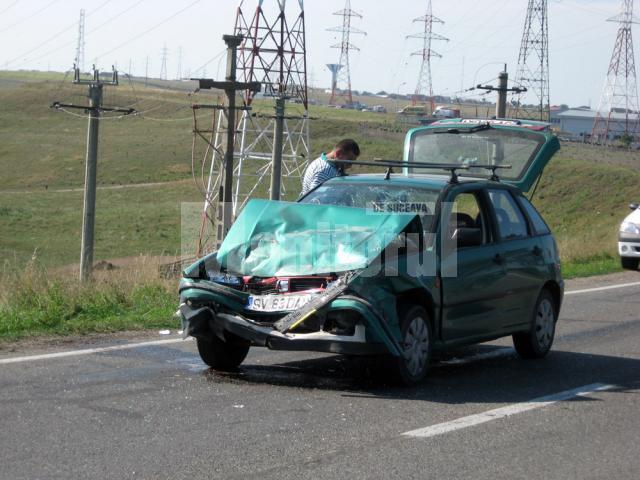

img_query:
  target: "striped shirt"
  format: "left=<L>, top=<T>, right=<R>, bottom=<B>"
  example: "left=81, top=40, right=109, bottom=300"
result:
left=300, top=154, right=341, bottom=196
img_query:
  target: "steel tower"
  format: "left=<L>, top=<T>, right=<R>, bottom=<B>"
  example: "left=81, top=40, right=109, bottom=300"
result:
left=196, top=0, right=310, bottom=254
left=592, top=0, right=640, bottom=144
left=407, top=0, right=448, bottom=110
left=159, top=45, right=168, bottom=80
left=512, top=0, right=550, bottom=121
left=327, top=0, right=365, bottom=106
left=74, top=9, right=86, bottom=72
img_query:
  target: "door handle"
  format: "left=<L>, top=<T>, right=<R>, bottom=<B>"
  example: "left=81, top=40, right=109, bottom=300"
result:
left=492, top=253, right=505, bottom=265
left=532, top=246, right=542, bottom=256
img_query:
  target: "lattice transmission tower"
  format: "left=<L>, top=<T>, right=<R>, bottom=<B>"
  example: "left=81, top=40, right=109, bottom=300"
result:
left=195, top=0, right=310, bottom=254
left=74, top=9, right=86, bottom=72
left=159, top=45, right=168, bottom=80
left=407, top=0, right=448, bottom=110
left=592, top=0, right=640, bottom=144
left=327, top=0, right=365, bottom=106
left=512, top=0, right=550, bottom=121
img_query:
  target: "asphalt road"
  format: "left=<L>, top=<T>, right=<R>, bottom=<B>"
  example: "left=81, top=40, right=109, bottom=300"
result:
left=1, top=272, right=639, bottom=480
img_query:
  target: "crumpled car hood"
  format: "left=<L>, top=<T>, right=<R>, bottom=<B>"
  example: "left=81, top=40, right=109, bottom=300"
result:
left=215, top=199, right=417, bottom=277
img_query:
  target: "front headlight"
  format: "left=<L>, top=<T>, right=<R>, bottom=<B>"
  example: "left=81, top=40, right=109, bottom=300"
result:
left=620, top=222, right=640, bottom=236
left=208, top=273, right=242, bottom=285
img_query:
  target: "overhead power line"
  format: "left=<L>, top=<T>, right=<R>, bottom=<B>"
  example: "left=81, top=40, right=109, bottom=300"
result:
left=0, top=1, right=20, bottom=17
left=0, top=0, right=62, bottom=34
left=95, top=0, right=203, bottom=61
left=6, top=0, right=117, bottom=68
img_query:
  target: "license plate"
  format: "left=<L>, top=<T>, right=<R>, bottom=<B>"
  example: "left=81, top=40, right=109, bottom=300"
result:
left=246, top=294, right=313, bottom=312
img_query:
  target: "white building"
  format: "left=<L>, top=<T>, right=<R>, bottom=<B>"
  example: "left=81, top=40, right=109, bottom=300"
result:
left=558, top=108, right=640, bottom=140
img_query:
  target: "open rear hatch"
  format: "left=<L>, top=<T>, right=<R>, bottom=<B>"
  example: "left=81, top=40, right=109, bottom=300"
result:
left=403, top=118, right=560, bottom=192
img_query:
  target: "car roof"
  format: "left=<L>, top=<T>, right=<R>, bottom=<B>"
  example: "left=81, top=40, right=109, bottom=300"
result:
left=322, top=173, right=519, bottom=192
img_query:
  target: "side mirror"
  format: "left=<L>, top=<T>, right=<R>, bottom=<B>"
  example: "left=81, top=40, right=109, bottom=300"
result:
left=452, top=227, right=483, bottom=248
left=629, top=203, right=639, bottom=211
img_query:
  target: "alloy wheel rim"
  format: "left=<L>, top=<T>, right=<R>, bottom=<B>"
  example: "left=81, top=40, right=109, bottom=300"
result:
left=535, top=298, right=555, bottom=349
left=403, top=316, right=429, bottom=376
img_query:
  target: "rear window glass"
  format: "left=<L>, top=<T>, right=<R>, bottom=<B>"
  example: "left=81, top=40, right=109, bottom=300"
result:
left=409, top=128, right=544, bottom=181
left=488, top=190, right=530, bottom=240
left=519, top=197, right=551, bottom=235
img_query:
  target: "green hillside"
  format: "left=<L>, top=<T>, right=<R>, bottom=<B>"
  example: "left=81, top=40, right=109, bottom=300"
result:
left=0, top=70, right=638, bottom=275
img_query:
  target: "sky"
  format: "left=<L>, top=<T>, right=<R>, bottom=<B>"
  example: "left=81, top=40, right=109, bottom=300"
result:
left=0, top=0, right=632, bottom=107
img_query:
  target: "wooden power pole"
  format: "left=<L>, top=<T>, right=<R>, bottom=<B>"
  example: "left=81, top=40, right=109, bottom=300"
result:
left=192, top=35, right=260, bottom=241
left=52, top=66, right=135, bottom=282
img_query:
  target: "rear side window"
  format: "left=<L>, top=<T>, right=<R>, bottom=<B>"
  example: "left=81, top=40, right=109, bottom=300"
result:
left=488, top=190, right=529, bottom=240
left=519, top=197, right=551, bottom=235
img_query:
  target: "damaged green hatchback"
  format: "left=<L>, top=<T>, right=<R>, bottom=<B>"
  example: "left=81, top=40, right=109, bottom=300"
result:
left=178, top=119, right=564, bottom=385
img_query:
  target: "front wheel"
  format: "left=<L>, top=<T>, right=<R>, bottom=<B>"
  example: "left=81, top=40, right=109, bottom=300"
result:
left=513, top=289, right=556, bottom=359
left=621, top=257, right=639, bottom=270
left=389, top=305, right=432, bottom=386
left=196, top=333, right=250, bottom=370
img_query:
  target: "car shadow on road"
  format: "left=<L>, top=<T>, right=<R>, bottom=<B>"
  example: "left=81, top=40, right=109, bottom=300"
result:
left=202, top=345, right=640, bottom=404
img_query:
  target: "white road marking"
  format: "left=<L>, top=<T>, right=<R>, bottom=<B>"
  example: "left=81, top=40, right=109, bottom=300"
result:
left=0, top=338, right=192, bottom=365
left=565, top=281, right=640, bottom=296
left=402, top=383, right=616, bottom=438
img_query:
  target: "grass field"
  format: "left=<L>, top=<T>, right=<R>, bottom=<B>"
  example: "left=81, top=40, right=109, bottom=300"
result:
left=1, top=70, right=639, bottom=340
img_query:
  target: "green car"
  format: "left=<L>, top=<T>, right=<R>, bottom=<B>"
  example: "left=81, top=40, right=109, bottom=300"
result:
left=178, top=118, right=563, bottom=385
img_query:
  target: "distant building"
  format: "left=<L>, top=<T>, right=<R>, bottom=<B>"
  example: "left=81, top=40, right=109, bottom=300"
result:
left=558, top=108, right=640, bottom=140
left=557, top=108, right=596, bottom=139
left=549, top=105, right=569, bottom=126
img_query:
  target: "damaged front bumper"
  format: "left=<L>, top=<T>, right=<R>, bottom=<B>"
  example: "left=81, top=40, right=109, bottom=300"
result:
left=178, top=279, right=402, bottom=357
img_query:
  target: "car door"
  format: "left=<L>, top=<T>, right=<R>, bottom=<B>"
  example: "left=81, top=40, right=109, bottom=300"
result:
left=439, top=187, right=507, bottom=341
left=487, top=188, right=546, bottom=330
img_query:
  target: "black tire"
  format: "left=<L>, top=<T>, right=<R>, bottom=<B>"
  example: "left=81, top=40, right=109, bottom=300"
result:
left=196, top=333, right=250, bottom=370
left=513, top=289, right=556, bottom=359
left=621, top=257, right=639, bottom=270
left=389, top=305, right=432, bottom=386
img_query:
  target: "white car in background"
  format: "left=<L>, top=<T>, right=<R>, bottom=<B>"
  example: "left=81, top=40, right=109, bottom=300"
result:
left=619, top=203, right=640, bottom=270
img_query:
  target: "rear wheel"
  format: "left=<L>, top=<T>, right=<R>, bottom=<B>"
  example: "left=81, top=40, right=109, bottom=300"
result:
left=621, top=257, right=639, bottom=270
left=196, top=333, right=250, bottom=370
left=513, top=289, right=556, bottom=359
left=389, top=305, right=432, bottom=386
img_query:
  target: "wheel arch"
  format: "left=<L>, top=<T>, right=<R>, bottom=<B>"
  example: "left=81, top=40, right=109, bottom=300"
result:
left=395, top=288, right=437, bottom=337
left=541, top=280, right=562, bottom=317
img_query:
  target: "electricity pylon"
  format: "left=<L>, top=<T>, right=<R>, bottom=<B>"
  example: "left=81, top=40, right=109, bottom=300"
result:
left=194, top=0, right=310, bottom=254
left=74, top=9, right=86, bottom=72
left=592, top=0, right=640, bottom=144
left=407, top=0, right=448, bottom=111
left=512, top=0, right=550, bottom=121
left=327, top=0, right=366, bottom=106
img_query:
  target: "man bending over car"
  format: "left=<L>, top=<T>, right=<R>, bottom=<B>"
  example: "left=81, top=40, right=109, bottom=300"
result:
left=300, top=138, right=360, bottom=196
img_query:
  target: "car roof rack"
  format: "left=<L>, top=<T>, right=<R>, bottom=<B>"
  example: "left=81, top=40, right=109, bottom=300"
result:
left=336, top=159, right=470, bottom=183
left=465, top=164, right=513, bottom=181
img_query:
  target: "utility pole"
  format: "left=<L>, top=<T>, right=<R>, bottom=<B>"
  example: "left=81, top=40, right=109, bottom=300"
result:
left=192, top=34, right=261, bottom=242
left=270, top=97, right=286, bottom=201
left=51, top=66, right=135, bottom=282
left=145, top=56, right=149, bottom=86
left=476, top=66, right=526, bottom=118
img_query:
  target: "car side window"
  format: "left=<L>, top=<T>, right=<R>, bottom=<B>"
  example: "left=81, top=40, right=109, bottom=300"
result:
left=488, top=189, right=529, bottom=240
left=448, top=191, right=488, bottom=248
left=519, top=197, right=551, bottom=235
